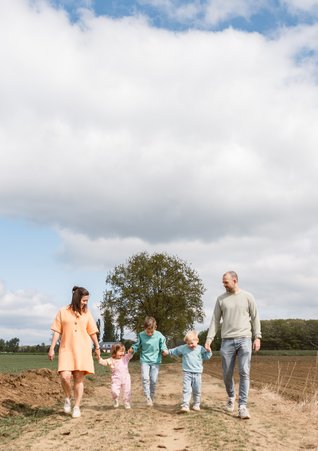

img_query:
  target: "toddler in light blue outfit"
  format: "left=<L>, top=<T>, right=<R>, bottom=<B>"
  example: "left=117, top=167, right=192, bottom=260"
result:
left=166, top=330, right=212, bottom=412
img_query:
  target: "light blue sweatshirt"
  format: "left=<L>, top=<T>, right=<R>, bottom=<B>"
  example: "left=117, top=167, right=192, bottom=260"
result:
left=168, top=344, right=212, bottom=373
left=132, top=330, right=168, bottom=364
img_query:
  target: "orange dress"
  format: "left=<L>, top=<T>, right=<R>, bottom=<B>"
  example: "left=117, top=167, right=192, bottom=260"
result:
left=51, top=306, right=98, bottom=374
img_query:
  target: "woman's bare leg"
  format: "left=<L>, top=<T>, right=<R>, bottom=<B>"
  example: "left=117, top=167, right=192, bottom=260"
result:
left=73, top=371, right=85, bottom=407
left=60, top=371, right=72, bottom=398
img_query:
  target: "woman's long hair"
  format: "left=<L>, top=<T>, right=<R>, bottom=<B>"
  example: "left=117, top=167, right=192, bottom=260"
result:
left=69, top=286, right=89, bottom=315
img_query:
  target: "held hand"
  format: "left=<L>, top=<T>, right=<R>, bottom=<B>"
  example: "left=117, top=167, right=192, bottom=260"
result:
left=205, top=343, right=211, bottom=352
left=162, top=350, right=169, bottom=357
left=128, top=348, right=134, bottom=354
left=95, top=349, right=101, bottom=359
left=253, top=338, right=261, bottom=352
left=48, top=348, right=55, bottom=361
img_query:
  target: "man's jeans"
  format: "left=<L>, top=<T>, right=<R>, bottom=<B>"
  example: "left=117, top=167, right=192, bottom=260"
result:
left=141, top=362, right=160, bottom=399
left=220, top=338, right=252, bottom=407
left=182, top=371, right=201, bottom=408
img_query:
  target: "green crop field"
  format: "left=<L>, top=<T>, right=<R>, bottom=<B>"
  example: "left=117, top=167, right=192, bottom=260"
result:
left=0, top=353, right=111, bottom=376
left=0, top=353, right=58, bottom=373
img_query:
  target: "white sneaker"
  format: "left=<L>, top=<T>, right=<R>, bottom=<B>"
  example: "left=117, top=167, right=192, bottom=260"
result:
left=238, top=405, right=250, bottom=419
left=63, top=398, right=71, bottom=414
left=180, top=405, right=190, bottom=413
left=124, top=402, right=131, bottom=409
left=192, top=404, right=200, bottom=411
left=146, top=398, right=153, bottom=407
left=72, top=406, right=81, bottom=418
left=113, top=398, right=119, bottom=408
left=226, top=396, right=235, bottom=412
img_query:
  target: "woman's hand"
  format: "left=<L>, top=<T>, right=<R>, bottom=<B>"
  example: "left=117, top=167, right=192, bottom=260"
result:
left=48, top=348, right=55, bottom=361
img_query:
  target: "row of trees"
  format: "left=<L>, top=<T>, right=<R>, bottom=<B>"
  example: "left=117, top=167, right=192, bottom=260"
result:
left=0, top=337, right=20, bottom=352
left=101, top=252, right=317, bottom=350
left=198, top=319, right=318, bottom=350
left=0, top=338, right=51, bottom=353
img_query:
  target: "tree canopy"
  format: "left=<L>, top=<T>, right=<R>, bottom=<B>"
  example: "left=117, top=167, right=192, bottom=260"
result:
left=101, top=252, right=206, bottom=342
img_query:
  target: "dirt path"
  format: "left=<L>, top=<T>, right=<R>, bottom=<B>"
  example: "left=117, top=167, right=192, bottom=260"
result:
left=1, top=363, right=318, bottom=450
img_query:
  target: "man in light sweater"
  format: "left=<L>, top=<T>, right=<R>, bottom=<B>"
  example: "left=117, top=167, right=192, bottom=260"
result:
left=205, top=271, right=261, bottom=419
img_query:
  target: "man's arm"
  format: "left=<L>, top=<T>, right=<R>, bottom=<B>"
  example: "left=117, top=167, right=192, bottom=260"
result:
left=248, top=294, right=262, bottom=352
left=205, top=299, right=222, bottom=350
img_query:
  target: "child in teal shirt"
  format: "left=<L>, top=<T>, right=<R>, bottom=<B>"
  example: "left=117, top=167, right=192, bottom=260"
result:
left=129, top=316, right=167, bottom=406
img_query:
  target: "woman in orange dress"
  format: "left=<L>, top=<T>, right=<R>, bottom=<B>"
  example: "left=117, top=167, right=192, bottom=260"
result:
left=48, top=286, right=101, bottom=418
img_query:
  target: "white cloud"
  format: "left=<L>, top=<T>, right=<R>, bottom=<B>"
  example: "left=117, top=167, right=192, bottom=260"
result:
left=281, top=0, right=318, bottom=15
left=1, top=4, right=318, bottom=244
left=137, top=0, right=268, bottom=26
left=0, top=281, right=57, bottom=344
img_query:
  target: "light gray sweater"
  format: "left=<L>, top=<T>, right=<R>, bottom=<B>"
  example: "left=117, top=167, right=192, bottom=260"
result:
left=206, top=290, right=262, bottom=344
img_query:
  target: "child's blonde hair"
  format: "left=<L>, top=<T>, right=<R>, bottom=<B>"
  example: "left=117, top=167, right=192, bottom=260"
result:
left=111, top=342, right=125, bottom=357
left=184, top=330, right=199, bottom=343
left=144, top=316, right=157, bottom=330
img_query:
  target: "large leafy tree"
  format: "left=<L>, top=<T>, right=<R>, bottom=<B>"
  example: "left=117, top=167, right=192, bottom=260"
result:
left=101, top=252, right=205, bottom=342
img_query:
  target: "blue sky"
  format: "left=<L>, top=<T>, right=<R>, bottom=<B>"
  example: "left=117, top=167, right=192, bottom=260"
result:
left=1, top=0, right=318, bottom=345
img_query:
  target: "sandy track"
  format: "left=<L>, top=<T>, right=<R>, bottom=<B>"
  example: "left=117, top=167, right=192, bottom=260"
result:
left=1, top=363, right=318, bottom=450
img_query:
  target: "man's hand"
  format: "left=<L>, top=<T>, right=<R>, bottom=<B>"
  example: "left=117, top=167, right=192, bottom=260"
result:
left=205, top=342, right=212, bottom=352
left=253, top=338, right=261, bottom=352
left=162, top=350, right=169, bottom=357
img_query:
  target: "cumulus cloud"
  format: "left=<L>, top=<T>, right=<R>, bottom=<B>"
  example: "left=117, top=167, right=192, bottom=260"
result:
left=0, top=281, right=57, bottom=344
left=137, top=0, right=268, bottom=26
left=1, top=3, right=318, bottom=245
left=281, top=0, right=318, bottom=15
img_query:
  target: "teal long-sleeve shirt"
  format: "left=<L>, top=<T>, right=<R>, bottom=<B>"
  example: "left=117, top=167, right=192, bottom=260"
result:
left=168, top=344, right=212, bottom=373
left=132, top=330, right=168, bottom=364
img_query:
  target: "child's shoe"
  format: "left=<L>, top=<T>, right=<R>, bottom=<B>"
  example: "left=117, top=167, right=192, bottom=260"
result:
left=63, top=398, right=71, bottom=414
left=180, top=405, right=190, bottom=413
left=113, top=398, right=119, bottom=408
left=146, top=397, right=153, bottom=407
left=72, top=406, right=81, bottom=418
left=124, top=402, right=131, bottom=409
left=192, top=404, right=200, bottom=411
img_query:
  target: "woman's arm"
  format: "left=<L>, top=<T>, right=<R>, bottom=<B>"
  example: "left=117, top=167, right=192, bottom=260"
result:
left=90, top=332, right=101, bottom=359
left=48, top=331, right=60, bottom=361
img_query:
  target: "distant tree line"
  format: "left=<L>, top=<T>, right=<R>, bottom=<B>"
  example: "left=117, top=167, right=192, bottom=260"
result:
left=198, top=319, right=318, bottom=350
left=0, top=338, right=50, bottom=353
left=0, top=337, right=20, bottom=352
left=1, top=320, right=317, bottom=353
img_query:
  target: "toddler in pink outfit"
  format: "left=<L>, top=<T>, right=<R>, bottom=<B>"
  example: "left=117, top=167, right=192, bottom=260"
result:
left=99, top=343, right=133, bottom=409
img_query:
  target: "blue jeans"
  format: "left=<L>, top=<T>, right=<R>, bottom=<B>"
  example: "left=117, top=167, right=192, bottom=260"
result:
left=220, top=338, right=252, bottom=407
left=141, top=363, right=160, bottom=399
left=182, top=371, right=201, bottom=408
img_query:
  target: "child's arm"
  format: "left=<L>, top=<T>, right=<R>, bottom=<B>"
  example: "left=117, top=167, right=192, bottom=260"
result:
left=159, top=333, right=168, bottom=354
left=168, top=346, right=183, bottom=358
left=129, top=333, right=141, bottom=354
left=98, top=357, right=113, bottom=367
left=201, top=346, right=212, bottom=360
left=124, top=352, right=134, bottom=362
